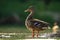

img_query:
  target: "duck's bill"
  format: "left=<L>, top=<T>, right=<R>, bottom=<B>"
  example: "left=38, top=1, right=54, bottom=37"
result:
left=24, top=9, right=28, bottom=12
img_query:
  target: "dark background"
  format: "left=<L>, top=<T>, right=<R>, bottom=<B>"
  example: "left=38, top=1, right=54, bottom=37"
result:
left=0, top=0, right=60, bottom=27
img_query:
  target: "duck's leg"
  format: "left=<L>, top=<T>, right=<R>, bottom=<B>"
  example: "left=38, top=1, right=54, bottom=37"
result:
left=32, top=29, right=35, bottom=38
left=36, top=31, right=39, bottom=38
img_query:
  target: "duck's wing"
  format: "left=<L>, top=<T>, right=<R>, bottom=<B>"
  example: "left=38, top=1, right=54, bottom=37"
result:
left=30, top=19, right=49, bottom=27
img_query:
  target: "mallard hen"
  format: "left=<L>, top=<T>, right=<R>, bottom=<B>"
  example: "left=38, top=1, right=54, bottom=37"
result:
left=24, top=6, right=50, bottom=38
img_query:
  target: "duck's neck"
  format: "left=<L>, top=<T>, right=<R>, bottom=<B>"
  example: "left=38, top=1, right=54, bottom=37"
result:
left=26, top=11, right=33, bottom=21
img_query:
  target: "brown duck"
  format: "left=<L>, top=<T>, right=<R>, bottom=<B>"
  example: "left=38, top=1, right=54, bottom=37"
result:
left=24, top=6, right=50, bottom=38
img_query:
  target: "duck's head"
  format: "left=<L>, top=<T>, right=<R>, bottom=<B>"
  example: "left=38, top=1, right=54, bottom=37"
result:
left=54, top=22, right=58, bottom=26
left=24, top=6, right=34, bottom=13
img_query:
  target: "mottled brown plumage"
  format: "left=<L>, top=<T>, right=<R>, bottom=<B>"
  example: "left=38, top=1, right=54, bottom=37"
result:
left=24, top=6, right=50, bottom=38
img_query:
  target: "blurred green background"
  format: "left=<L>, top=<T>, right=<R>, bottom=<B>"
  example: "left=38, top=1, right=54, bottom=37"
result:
left=0, top=0, right=60, bottom=32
